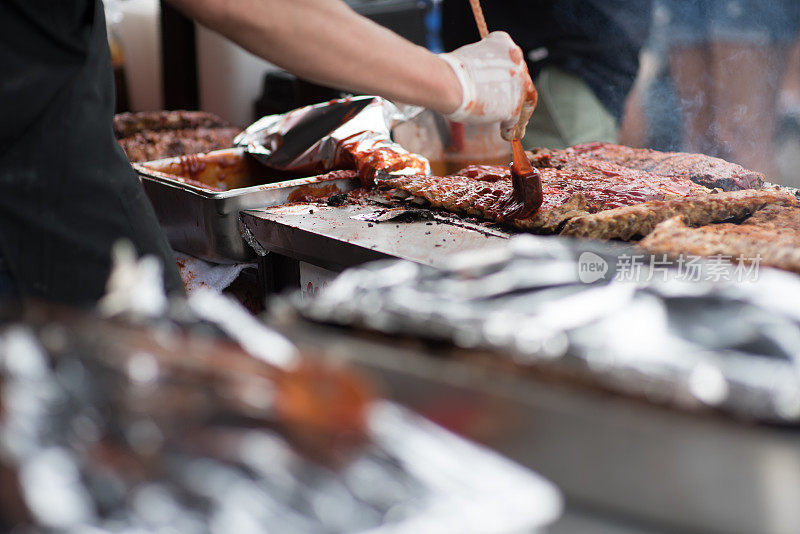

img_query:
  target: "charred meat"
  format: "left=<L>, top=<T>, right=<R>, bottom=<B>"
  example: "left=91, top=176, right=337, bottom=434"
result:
left=530, top=142, right=765, bottom=191
left=118, top=127, right=242, bottom=163
left=562, top=189, right=798, bottom=241
left=114, top=110, right=242, bottom=163
left=381, top=161, right=709, bottom=232
left=113, top=110, right=235, bottom=138
left=640, top=204, right=800, bottom=273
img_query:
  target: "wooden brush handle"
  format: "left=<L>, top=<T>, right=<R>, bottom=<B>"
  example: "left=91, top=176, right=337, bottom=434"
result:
left=468, top=0, right=489, bottom=38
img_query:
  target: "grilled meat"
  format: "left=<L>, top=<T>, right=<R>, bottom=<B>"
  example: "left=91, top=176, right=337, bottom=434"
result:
left=562, top=189, right=798, bottom=241
left=113, top=110, right=234, bottom=139
left=530, top=142, right=765, bottom=191
left=114, top=110, right=242, bottom=162
left=640, top=204, right=800, bottom=274
left=118, top=127, right=242, bottom=162
left=744, top=201, right=800, bottom=231
left=381, top=162, right=709, bottom=232
left=340, top=139, right=431, bottom=187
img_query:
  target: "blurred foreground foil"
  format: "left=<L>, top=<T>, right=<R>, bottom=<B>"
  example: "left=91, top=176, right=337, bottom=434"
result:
left=0, top=313, right=561, bottom=533
left=235, top=96, right=430, bottom=186
left=292, top=235, right=800, bottom=424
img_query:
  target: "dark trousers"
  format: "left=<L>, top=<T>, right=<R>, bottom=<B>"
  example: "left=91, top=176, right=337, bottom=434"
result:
left=0, top=256, right=18, bottom=300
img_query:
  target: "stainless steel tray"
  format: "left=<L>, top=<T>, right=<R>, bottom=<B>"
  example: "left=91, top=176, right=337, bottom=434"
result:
left=239, top=203, right=511, bottom=272
left=273, top=317, right=800, bottom=534
left=280, top=232, right=800, bottom=533
left=134, top=149, right=361, bottom=262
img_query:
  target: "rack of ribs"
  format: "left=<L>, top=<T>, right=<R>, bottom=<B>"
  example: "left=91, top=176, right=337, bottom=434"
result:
left=639, top=203, right=800, bottom=274
left=529, top=142, right=765, bottom=191
left=114, top=110, right=242, bottom=163
left=118, top=128, right=243, bottom=163
left=562, top=189, right=798, bottom=241
left=380, top=160, right=710, bottom=233
left=113, top=110, right=235, bottom=138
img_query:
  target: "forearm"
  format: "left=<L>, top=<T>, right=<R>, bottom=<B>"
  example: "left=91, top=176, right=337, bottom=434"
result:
left=167, top=0, right=461, bottom=114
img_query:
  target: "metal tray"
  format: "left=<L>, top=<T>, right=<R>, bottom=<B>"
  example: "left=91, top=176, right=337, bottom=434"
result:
left=273, top=316, right=800, bottom=534
left=239, top=203, right=511, bottom=272
left=280, top=233, right=800, bottom=533
left=134, top=148, right=361, bottom=262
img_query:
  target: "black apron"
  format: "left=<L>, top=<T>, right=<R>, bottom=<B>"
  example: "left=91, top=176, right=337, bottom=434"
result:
left=0, top=0, right=183, bottom=306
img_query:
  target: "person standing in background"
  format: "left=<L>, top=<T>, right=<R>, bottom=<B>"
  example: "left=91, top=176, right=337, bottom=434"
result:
left=617, top=2, right=685, bottom=152
left=0, top=0, right=532, bottom=306
left=661, top=0, right=800, bottom=179
left=441, top=0, right=653, bottom=149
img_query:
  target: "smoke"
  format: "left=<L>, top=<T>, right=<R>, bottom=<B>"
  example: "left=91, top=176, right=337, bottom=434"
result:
left=629, top=0, right=800, bottom=181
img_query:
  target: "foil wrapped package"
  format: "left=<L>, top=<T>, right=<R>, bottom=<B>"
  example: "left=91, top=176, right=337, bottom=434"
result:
left=235, top=96, right=430, bottom=186
left=291, top=235, right=800, bottom=424
left=0, top=310, right=562, bottom=533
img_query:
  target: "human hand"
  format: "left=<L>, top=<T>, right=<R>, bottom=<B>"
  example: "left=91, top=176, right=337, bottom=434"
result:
left=439, top=31, right=537, bottom=141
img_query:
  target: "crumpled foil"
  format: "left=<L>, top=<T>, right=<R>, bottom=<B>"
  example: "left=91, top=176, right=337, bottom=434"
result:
left=0, top=315, right=561, bottom=533
left=291, top=235, right=800, bottom=424
left=235, top=96, right=430, bottom=185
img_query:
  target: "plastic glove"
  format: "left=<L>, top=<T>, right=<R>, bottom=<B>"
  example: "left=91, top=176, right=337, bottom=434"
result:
left=439, top=31, right=537, bottom=141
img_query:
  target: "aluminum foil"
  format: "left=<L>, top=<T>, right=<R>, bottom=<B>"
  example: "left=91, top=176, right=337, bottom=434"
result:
left=291, top=235, right=800, bottom=424
left=235, top=96, right=430, bottom=184
left=0, top=314, right=561, bottom=533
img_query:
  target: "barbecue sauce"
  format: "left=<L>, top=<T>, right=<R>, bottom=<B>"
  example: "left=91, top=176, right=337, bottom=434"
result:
left=503, top=138, right=543, bottom=219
